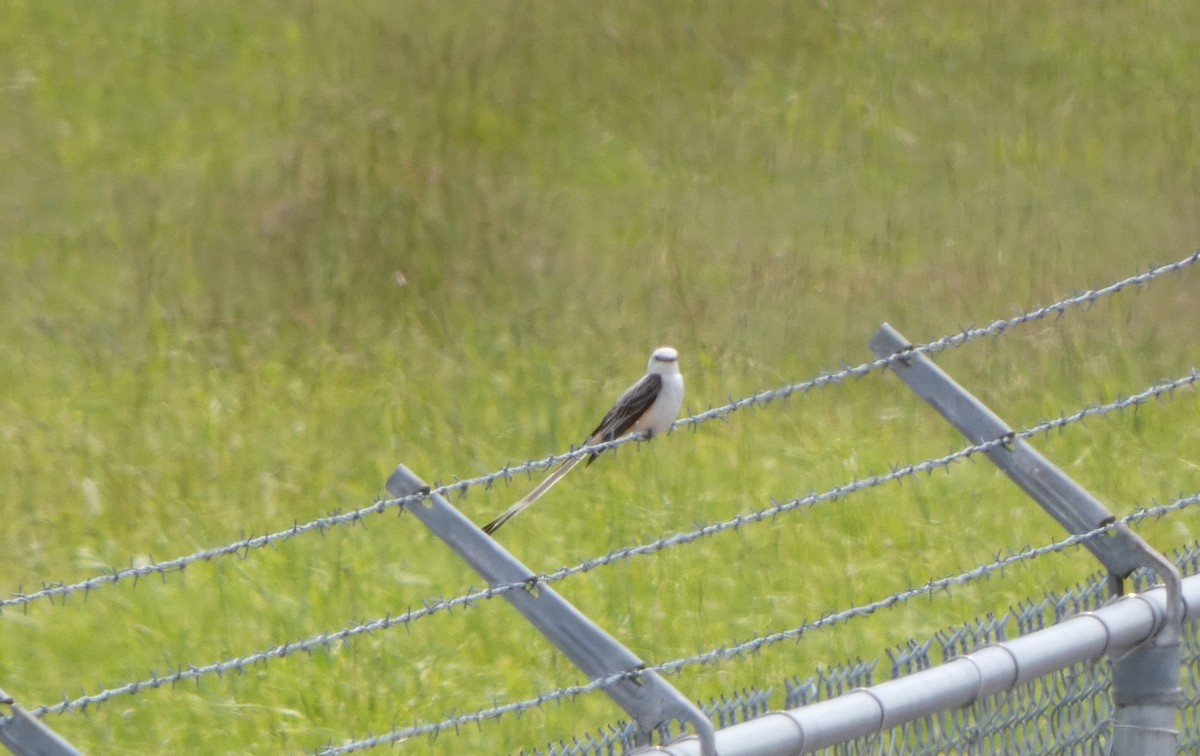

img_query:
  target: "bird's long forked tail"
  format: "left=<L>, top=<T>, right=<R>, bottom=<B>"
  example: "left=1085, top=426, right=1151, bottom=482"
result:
left=482, top=454, right=585, bottom=535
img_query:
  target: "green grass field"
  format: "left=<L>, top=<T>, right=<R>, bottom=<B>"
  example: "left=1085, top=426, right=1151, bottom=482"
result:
left=3, top=1, right=1200, bottom=752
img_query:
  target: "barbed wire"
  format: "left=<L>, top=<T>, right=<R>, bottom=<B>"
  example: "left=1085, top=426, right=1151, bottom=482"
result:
left=313, top=489, right=1200, bottom=754
left=31, top=369, right=1199, bottom=719
left=673, top=249, right=1200, bottom=429
left=4, top=251, right=1197, bottom=614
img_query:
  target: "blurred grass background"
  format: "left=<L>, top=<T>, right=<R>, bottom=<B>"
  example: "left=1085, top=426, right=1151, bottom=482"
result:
left=2, top=0, right=1199, bottom=752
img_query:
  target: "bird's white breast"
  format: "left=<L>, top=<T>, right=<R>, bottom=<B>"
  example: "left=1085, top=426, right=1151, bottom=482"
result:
left=639, top=371, right=684, bottom=437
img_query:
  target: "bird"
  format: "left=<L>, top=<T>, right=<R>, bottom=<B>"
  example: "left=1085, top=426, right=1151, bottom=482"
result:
left=482, top=346, right=685, bottom=535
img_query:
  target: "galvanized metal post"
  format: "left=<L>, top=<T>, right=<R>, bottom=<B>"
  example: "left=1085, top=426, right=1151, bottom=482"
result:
left=869, top=323, right=1183, bottom=755
left=386, top=465, right=717, bottom=755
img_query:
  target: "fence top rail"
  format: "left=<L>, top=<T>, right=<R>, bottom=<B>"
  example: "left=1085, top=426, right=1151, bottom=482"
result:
left=4, top=251, right=1197, bottom=614
left=643, top=571, right=1200, bottom=756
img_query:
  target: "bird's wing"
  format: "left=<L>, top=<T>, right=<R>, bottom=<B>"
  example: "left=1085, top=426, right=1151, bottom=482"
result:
left=587, top=373, right=662, bottom=444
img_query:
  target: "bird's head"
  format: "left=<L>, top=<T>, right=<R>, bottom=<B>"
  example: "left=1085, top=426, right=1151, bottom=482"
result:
left=648, top=346, right=680, bottom=374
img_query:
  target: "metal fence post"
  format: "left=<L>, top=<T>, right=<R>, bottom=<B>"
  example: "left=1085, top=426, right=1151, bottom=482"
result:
left=386, top=465, right=717, bottom=755
left=868, top=323, right=1183, bottom=755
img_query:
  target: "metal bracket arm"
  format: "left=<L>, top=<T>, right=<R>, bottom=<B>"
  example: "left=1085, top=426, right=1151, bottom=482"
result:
left=869, top=323, right=1166, bottom=581
left=386, top=465, right=716, bottom=754
left=0, top=689, right=83, bottom=756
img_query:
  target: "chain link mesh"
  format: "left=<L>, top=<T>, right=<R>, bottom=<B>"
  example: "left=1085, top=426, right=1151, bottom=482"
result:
left=533, top=541, right=1200, bottom=755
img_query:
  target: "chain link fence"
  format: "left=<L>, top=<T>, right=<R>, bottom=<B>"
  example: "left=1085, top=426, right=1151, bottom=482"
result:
left=532, top=542, right=1200, bottom=755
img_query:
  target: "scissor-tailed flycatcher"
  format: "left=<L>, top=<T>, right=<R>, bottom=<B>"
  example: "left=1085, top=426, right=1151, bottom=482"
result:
left=482, top=346, right=684, bottom=535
